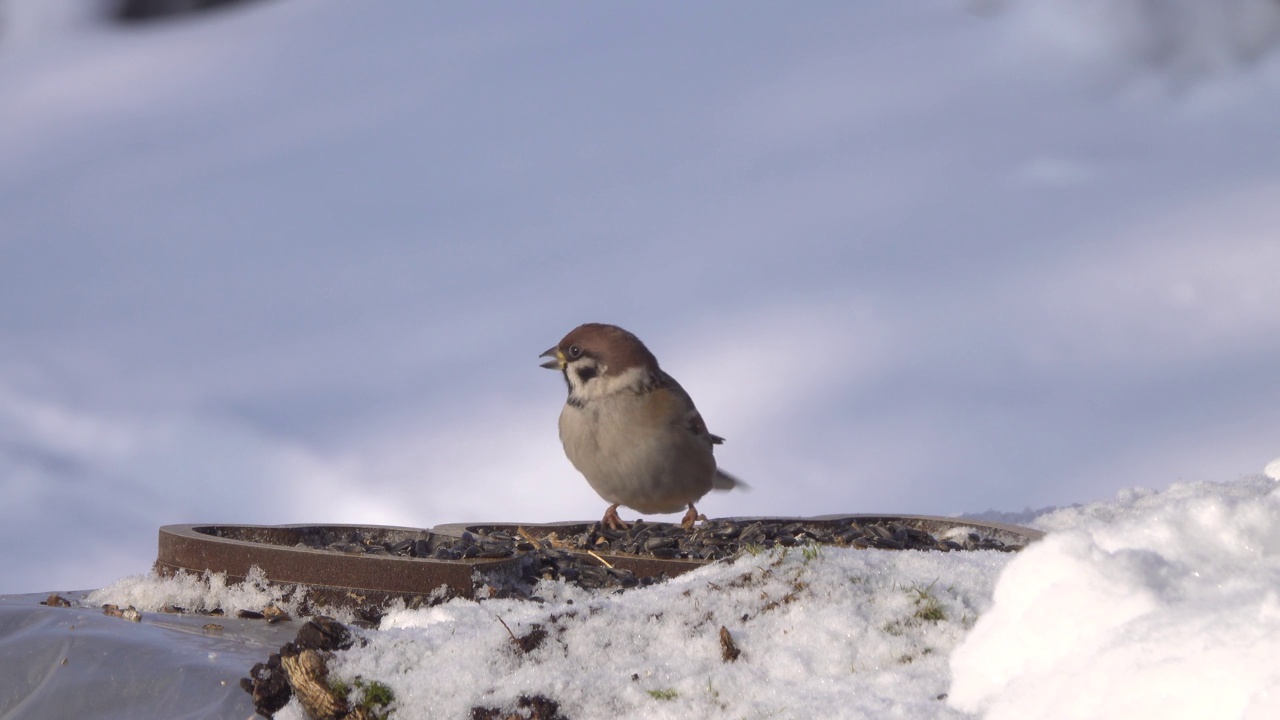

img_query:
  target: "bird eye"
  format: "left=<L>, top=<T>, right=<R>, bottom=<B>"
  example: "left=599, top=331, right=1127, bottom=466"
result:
left=568, top=345, right=582, bottom=359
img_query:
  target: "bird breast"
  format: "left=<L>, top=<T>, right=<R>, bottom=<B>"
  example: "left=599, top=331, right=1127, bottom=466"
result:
left=558, top=390, right=717, bottom=513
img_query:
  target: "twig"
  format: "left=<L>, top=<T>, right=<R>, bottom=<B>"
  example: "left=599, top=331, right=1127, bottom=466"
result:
left=495, top=615, right=518, bottom=643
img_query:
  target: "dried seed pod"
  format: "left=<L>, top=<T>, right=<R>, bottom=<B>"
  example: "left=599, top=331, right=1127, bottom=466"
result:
left=719, top=626, right=741, bottom=662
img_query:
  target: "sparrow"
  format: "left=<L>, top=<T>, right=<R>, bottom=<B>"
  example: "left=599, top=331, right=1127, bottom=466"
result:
left=540, top=323, right=743, bottom=530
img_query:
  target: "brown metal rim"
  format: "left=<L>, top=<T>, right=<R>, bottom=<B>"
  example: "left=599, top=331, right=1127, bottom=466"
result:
left=155, top=523, right=519, bottom=601
left=155, top=516, right=1042, bottom=608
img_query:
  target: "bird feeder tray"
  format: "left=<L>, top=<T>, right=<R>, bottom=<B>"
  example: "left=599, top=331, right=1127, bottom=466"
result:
left=154, top=515, right=1042, bottom=610
left=154, top=523, right=521, bottom=608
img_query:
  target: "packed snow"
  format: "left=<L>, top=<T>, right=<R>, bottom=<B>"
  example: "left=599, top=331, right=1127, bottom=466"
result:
left=4, top=0, right=1280, bottom=598
left=85, top=565, right=305, bottom=620
left=952, top=474, right=1280, bottom=719
left=2, top=3, right=1278, bottom=718
left=76, top=473, right=1280, bottom=719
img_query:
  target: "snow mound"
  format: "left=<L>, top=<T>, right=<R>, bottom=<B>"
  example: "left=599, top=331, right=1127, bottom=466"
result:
left=21, top=475, right=1280, bottom=719
left=314, top=547, right=1012, bottom=719
left=1266, top=457, right=1280, bottom=480
left=949, top=475, right=1280, bottom=719
left=1030, top=473, right=1280, bottom=530
left=86, top=566, right=308, bottom=619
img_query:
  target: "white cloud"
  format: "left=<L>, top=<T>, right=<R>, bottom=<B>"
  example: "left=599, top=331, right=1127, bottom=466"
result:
left=1009, top=181, right=1280, bottom=372
left=991, top=0, right=1280, bottom=82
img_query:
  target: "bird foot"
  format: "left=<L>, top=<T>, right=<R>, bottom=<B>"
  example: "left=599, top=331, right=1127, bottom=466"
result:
left=680, top=504, right=707, bottom=530
left=601, top=504, right=630, bottom=531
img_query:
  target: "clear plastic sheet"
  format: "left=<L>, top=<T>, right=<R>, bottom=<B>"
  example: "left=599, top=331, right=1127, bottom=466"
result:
left=0, top=592, right=295, bottom=719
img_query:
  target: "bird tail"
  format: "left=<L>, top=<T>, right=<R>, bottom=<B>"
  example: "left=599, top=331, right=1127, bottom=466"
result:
left=713, top=469, right=748, bottom=492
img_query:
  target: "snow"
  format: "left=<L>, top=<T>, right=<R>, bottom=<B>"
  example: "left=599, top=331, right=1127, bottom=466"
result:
left=3, top=1, right=1280, bottom=596
left=318, top=548, right=1005, bottom=720
left=56, top=473, right=1275, bottom=719
left=84, top=566, right=305, bottom=620
left=2, top=2, right=1279, bottom=716
left=950, top=475, right=1280, bottom=719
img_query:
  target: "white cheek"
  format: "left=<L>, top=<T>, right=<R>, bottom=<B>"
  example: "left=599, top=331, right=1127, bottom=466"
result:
left=568, top=363, right=646, bottom=401
left=565, top=360, right=603, bottom=398
left=597, top=366, right=646, bottom=396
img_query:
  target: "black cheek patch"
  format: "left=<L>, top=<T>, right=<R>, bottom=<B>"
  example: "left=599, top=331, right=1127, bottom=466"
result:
left=575, top=366, right=598, bottom=384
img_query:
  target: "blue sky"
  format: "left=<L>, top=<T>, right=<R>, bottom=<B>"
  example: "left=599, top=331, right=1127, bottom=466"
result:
left=2, top=0, right=1279, bottom=593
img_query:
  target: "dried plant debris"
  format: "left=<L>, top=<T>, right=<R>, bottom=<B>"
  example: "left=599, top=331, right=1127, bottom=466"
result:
left=481, top=546, right=662, bottom=598
left=210, top=518, right=1025, bottom=605
left=294, top=616, right=357, bottom=654
left=274, top=518, right=1023, bottom=565
left=246, top=616, right=576, bottom=719
left=719, top=625, right=741, bottom=662
left=470, top=694, right=569, bottom=720
left=497, top=617, right=550, bottom=655
left=241, top=617, right=387, bottom=720
left=159, top=600, right=295, bottom=624
left=284, top=654, right=394, bottom=720
left=229, top=527, right=489, bottom=561
left=250, top=519, right=1022, bottom=601
left=282, top=649, right=346, bottom=720
left=242, top=650, right=292, bottom=717
left=102, top=604, right=142, bottom=622
left=41, top=594, right=72, bottom=608
left=263, top=603, right=293, bottom=624
left=533, top=518, right=1025, bottom=560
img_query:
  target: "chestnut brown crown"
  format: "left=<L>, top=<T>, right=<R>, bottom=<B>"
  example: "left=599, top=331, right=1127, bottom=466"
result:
left=540, top=323, right=658, bottom=375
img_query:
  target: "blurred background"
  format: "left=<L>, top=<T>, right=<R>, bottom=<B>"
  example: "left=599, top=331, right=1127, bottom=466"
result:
left=2, top=0, right=1279, bottom=593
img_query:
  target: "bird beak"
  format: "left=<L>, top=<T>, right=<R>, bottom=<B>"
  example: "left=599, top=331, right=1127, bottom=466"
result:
left=539, top=346, right=565, bottom=370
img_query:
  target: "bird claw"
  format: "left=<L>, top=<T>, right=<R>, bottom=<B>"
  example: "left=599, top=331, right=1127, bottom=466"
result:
left=602, top=504, right=630, bottom=531
left=680, top=504, right=706, bottom=530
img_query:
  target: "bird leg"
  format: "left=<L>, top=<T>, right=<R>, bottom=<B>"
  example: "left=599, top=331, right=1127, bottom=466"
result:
left=680, top=503, right=707, bottom=529
left=601, top=503, right=629, bottom=530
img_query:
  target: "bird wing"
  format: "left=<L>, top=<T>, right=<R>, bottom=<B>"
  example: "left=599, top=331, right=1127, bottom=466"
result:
left=655, top=370, right=724, bottom=446
left=655, top=370, right=747, bottom=491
